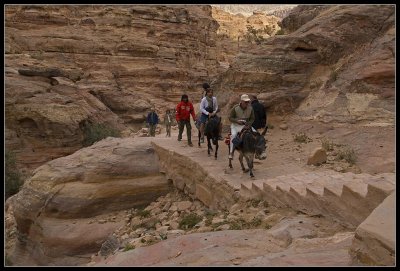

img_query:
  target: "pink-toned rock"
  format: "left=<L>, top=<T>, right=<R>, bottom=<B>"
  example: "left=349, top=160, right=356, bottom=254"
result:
left=214, top=5, right=394, bottom=126
left=307, top=147, right=327, bottom=165
left=5, top=5, right=221, bottom=173
left=349, top=192, right=395, bottom=266
left=279, top=124, right=288, bottom=130
left=92, top=229, right=353, bottom=266
left=10, top=137, right=172, bottom=266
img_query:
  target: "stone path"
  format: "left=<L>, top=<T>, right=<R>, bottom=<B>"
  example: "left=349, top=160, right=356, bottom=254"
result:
left=151, top=130, right=395, bottom=229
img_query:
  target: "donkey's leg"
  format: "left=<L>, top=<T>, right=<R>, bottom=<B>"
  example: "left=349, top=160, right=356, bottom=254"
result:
left=198, top=130, right=201, bottom=147
left=215, top=140, right=218, bottom=160
left=244, top=154, right=254, bottom=177
left=228, top=146, right=233, bottom=168
left=239, top=152, right=248, bottom=172
left=207, top=136, right=212, bottom=156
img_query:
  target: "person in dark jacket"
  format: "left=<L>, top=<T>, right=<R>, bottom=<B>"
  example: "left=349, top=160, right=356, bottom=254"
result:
left=146, top=107, right=159, bottom=137
left=251, top=95, right=267, bottom=133
left=164, top=109, right=174, bottom=137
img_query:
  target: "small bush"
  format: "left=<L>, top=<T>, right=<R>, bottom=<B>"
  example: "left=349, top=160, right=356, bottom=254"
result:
left=229, top=219, right=246, bottom=230
left=321, top=137, right=335, bottom=151
left=179, top=213, right=202, bottom=230
left=293, top=133, right=312, bottom=143
left=245, top=25, right=265, bottom=45
left=83, top=122, right=121, bottom=147
left=267, top=123, right=274, bottom=129
left=337, top=147, right=357, bottom=165
left=123, top=243, right=135, bottom=251
left=275, top=29, right=285, bottom=35
left=5, top=150, right=24, bottom=199
left=204, top=209, right=218, bottom=226
left=250, top=217, right=262, bottom=227
left=137, top=209, right=151, bottom=218
left=247, top=199, right=261, bottom=208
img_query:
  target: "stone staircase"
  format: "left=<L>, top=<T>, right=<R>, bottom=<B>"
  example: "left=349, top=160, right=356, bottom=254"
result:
left=240, top=170, right=395, bottom=229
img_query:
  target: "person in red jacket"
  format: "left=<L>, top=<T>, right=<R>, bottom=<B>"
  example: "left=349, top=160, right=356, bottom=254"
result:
left=175, top=94, right=196, bottom=147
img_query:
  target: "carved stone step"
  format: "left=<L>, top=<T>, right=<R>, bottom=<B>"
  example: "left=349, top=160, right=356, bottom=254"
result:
left=240, top=171, right=395, bottom=229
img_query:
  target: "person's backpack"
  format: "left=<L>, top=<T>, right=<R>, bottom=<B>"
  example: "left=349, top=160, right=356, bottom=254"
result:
left=232, top=135, right=242, bottom=147
left=205, top=97, right=213, bottom=113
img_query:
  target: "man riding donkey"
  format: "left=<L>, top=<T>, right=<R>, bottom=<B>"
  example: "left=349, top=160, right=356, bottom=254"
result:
left=228, top=94, right=256, bottom=159
left=227, top=94, right=267, bottom=177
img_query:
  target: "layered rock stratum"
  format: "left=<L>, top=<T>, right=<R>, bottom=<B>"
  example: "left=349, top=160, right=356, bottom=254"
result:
left=214, top=5, right=394, bottom=128
left=5, top=5, right=220, bottom=172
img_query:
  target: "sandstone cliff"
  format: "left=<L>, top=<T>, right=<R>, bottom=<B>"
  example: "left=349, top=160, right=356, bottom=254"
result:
left=5, top=5, right=221, bottom=172
left=213, top=5, right=395, bottom=127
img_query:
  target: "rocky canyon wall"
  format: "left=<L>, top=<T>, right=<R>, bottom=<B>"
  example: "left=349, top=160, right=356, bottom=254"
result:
left=5, top=5, right=221, bottom=172
left=212, top=5, right=395, bottom=126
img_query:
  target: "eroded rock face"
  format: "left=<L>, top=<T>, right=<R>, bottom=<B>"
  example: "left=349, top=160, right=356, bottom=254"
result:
left=5, top=58, right=123, bottom=173
left=10, top=137, right=172, bottom=266
left=280, top=5, right=331, bottom=34
left=211, top=6, right=281, bottom=70
left=213, top=5, right=395, bottom=126
left=5, top=5, right=221, bottom=172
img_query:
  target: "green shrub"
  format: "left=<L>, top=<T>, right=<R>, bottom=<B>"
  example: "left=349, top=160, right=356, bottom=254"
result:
left=204, top=209, right=217, bottom=226
left=321, top=137, right=335, bottom=151
left=293, top=132, right=312, bottom=143
left=137, top=209, right=151, bottom=218
left=82, top=123, right=121, bottom=146
left=275, top=29, right=285, bottom=35
left=123, top=243, right=135, bottom=251
left=337, top=147, right=357, bottom=165
left=5, top=150, right=23, bottom=199
left=245, top=25, right=265, bottom=44
left=179, top=213, right=202, bottom=230
left=229, top=218, right=246, bottom=230
left=250, top=217, right=262, bottom=227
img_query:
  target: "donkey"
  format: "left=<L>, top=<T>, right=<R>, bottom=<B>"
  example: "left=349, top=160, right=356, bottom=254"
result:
left=197, top=115, right=219, bottom=159
left=228, top=128, right=267, bottom=177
